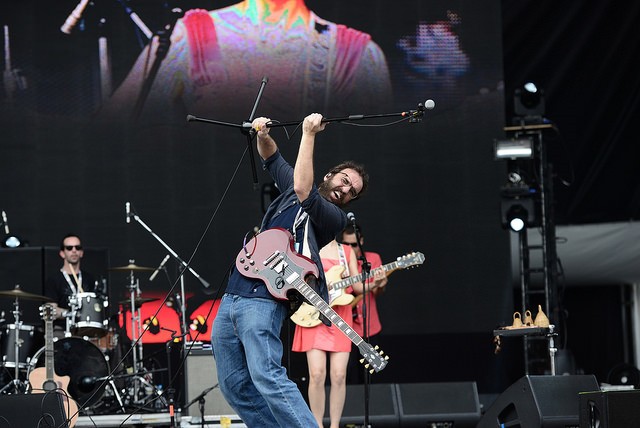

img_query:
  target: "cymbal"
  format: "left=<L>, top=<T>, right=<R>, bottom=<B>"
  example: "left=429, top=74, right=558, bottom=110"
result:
left=108, top=263, right=155, bottom=272
left=0, top=286, right=53, bottom=301
left=118, top=297, right=159, bottom=306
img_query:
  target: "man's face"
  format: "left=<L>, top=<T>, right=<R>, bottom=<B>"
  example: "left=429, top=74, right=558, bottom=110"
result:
left=341, top=232, right=362, bottom=258
left=60, top=236, right=83, bottom=265
left=318, top=168, right=364, bottom=206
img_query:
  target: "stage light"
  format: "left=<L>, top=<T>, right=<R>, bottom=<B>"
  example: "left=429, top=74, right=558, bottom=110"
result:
left=494, top=138, right=534, bottom=159
left=501, top=198, right=536, bottom=232
left=514, top=81, right=545, bottom=118
left=3, top=234, right=22, bottom=248
left=506, top=205, right=527, bottom=232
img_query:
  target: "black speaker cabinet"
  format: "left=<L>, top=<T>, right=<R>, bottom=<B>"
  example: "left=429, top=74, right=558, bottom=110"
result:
left=0, top=392, right=70, bottom=427
left=579, top=389, right=640, bottom=428
left=477, top=375, right=600, bottom=428
left=184, top=347, right=236, bottom=416
left=324, top=383, right=399, bottom=427
left=396, top=382, right=481, bottom=427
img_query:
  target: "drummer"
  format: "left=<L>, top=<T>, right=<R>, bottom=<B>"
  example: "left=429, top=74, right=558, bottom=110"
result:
left=44, top=233, right=97, bottom=338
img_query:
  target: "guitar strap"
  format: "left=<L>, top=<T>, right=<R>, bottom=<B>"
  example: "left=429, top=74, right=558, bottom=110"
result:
left=337, top=242, right=350, bottom=276
left=292, top=207, right=310, bottom=258
left=61, top=270, right=83, bottom=294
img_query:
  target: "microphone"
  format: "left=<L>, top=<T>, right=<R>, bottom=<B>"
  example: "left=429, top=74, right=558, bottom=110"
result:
left=79, top=375, right=109, bottom=388
left=1, top=211, right=8, bottom=234
left=60, top=0, right=91, bottom=34
left=80, top=376, right=97, bottom=387
left=125, top=202, right=131, bottom=223
left=149, top=254, right=170, bottom=282
left=401, top=99, right=435, bottom=121
left=346, top=212, right=357, bottom=226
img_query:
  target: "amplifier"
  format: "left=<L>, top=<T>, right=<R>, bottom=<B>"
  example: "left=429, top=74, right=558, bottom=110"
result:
left=184, top=345, right=236, bottom=416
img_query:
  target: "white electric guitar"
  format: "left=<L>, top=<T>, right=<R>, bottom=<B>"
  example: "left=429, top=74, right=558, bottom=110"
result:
left=290, top=252, right=425, bottom=327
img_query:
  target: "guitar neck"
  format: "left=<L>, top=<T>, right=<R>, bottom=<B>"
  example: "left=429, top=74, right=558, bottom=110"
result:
left=294, top=278, right=365, bottom=346
left=332, top=262, right=398, bottom=290
left=44, top=319, right=54, bottom=382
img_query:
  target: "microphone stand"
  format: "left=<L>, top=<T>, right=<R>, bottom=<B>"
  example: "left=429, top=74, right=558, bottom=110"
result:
left=187, top=76, right=269, bottom=190
left=188, top=101, right=432, bottom=130
left=353, top=223, right=372, bottom=428
left=162, top=329, right=186, bottom=428
left=187, top=84, right=433, bottom=188
left=126, top=205, right=211, bottom=411
left=183, top=385, right=217, bottom=428
left=132, top=7, right=183, bottom=121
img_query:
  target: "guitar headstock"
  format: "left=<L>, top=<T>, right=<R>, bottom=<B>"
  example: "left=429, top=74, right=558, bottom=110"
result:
left=396, top=252, right=426, bottom=269
left=40, top=304, right=55, bottom=322
left=357, top=342, right=389, bottom=374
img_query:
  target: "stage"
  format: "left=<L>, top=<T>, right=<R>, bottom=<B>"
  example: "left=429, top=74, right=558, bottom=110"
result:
left=3, top=378, right=640, bottom=427
left=75, top=413, right=246, bottom=427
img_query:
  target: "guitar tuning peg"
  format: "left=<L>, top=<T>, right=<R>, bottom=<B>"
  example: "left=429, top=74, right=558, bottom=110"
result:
left=359, top=358, right=364, bottom=364
left=384, top=356, right=390, bottom=361
left=374, top=345, right=379, bottom=350
left=364, top=364, right=370, bottom=369
left=369, top=369, right=375, bottom=374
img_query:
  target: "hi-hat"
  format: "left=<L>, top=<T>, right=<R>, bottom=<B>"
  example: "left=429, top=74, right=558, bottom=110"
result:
left=118, top=297, right=159, bottom=306
left=0, top=286, right=53, bottom=301
left=108, top=263, right=154, bottom=272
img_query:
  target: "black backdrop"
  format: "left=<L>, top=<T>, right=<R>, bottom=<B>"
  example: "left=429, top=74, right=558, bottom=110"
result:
left=10, top=0, right=624, bottom=397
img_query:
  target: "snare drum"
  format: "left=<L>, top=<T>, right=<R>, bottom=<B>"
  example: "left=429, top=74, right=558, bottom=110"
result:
left=70, top=292, right=109, bottom=337
left=1, top=324, right=41, bottom=369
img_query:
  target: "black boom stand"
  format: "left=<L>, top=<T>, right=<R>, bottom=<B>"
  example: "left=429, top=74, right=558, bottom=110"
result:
left=350, top=217, right=374, bottom=428
left=187, top=82, right=435, bottom=188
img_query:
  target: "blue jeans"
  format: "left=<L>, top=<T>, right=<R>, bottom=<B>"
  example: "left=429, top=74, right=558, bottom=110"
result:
left=211, top=293, right=316, bottom=427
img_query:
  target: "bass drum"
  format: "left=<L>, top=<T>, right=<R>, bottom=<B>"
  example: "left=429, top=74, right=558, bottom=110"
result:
left=28, top=337, right=109, bottom=409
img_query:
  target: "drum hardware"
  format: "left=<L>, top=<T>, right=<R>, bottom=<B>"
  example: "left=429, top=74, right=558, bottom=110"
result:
left=0, top=285, right=51, bottom=395
left=108, top=263, right=155, bottom=272
left=117, top=296, right=159, bottom=307
left=110, top=260, right=154, bottom=405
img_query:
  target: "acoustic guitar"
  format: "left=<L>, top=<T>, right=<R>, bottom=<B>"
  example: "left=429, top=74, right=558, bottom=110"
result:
left=28, top=304, right=78, bottom=427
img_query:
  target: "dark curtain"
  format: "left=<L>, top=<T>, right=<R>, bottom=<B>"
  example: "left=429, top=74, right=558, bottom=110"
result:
left=502, top=1, right=640, bottom=224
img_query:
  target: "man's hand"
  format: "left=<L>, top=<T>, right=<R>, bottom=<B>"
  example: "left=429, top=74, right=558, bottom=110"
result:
left=302, top=113, right=326, bottom=136
left=252, top=117, right=271, bottom=138
left=253, top=117, right=277, bottom=160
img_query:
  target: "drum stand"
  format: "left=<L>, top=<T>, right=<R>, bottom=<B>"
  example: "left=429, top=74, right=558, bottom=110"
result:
left=125, top=268, right=146, bottom=404
left=0, top=298, right=28, bottom=394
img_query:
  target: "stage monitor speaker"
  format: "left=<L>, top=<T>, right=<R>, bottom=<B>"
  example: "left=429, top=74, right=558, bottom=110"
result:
left=324, top=383, right=399, bottom=427
left=396, top=382, right=481, bottom=427
left=0, top=392, right=70, bottom=427
left=579, top=389, right=640, bottom=428
left=184, top=347, right=236, bottom=417
left=477, top=374, right=600, bottom=428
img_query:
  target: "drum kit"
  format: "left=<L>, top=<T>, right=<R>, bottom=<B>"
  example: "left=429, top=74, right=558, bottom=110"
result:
left=0, top=262, right=175, bottom=415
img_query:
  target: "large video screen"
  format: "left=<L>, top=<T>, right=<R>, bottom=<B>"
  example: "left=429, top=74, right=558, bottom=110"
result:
left=1, top=0, right=509, bottom=342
